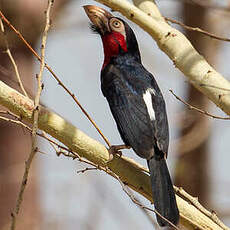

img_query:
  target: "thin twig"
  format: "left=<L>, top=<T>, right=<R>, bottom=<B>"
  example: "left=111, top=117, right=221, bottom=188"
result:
left=76, top=163, right=177, bottom=229
left=0, top=113, right=76, bottom=160
left=0, top=112, right=97, bottom=171
left=174, top=186, right=229, bottom=230
left=42, top=131, right=60, bottom=152
left=10, top=1, right=53, bottom=229
left=170, top=89, right=230, bottom=120
left=0, top=111, right=91, bottom=162
left=0, top=9, right=111, bottom=148
left=131, top=194, right=160, bottom=229
left=106, top=169, right=180, bottom=230
left=37, top=149, right=47, bottom=155
left=0, top=114, right=99, bottom=173
left=39, top=130, right=76, bottom=161
left=165, top=17, right=230, bottom=42
left=0, top=20, right=28, bottom=97
left=76, top=165, right=159, bottom=228
left=0, top=110, right=21, bottom=118
left=0, top=115, right=29, bottom=129
left=77, top=167, right=98, bottom=173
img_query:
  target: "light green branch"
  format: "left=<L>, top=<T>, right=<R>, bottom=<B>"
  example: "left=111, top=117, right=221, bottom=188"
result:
left=0, top=80, right=228, bottom=230
left=94, top=0, right=230, bottom=116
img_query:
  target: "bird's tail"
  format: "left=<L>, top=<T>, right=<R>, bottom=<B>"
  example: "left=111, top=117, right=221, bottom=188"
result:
left=147, top=155, right=179, bottom=227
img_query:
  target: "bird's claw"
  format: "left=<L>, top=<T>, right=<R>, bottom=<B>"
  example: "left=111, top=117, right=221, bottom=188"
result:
left=107, top=144, right=130, bottom=163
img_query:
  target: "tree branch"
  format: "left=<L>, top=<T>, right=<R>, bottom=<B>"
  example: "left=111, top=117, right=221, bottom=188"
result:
left=94, top=0, right=230, bottom=116
left=170, top=89, right=230, bottom=120
left=165, top=17, right=230, bottom=42
left=0, top=80, right=228, bottom=230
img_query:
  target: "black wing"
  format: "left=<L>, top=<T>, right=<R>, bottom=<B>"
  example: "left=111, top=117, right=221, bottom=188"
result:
left=150, top=80, right=169, bottom=157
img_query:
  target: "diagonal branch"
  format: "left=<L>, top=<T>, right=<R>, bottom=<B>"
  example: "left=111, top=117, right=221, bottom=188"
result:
left=165, top=17, right=230, bottom=42
left=0, top=80, right=228, bottom=230
left=94, top=0, right=230, bottom=116
left=170, top=89, right=230, bottom=120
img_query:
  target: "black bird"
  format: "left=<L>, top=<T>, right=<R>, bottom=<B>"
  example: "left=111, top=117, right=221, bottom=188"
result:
left=84, top=5, right=179, bottom=226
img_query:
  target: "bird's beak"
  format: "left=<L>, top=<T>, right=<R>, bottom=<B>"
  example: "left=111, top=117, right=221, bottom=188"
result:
left=83, top=5, right=113, bottom=35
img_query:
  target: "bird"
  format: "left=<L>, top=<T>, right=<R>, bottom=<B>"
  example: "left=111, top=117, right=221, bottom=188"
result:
left=84, top=5, right=179, bottom=227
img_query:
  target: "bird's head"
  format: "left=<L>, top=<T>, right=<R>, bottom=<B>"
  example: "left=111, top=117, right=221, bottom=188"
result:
left=84, top=5, right=141, bottom=69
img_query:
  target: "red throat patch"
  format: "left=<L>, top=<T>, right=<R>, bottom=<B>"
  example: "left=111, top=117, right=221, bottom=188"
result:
left=102, top=32, right=127, bottom=69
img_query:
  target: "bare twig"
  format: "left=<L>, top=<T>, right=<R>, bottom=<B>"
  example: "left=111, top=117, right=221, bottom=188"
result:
left=77, top=167, right=98, bottom=174
left=77, top=162, right=177, bottom=229
left=0, top=112, right=99, bottom=168
left=0, top=9, right=110, bottom=148
left=42, top=130, right=60, bottom=153
left=0, top=115, right=29, bottom=130
left=0, top=20, right=28, bottom=97
left=10, top=1, right=53, bottom=229
left=0, top=111, right=98, bottom=173
left=131, top=194, right=160, bottom=229
left=174, top=186, right=229, bottom=230
left=0, top=110, right=21, bottom=118
left=0, top=116, right=100, bottom=176
left=106, top=169, right=180, bottom=229
left=165, top=17, right=230, bottom=42
left=37, top=149, right=47, bottom=155
left=77, top=164, right=158, bottom=228
left=170, top=89, right=230, bottom=120
left=0, top=114, right=74, bottom=160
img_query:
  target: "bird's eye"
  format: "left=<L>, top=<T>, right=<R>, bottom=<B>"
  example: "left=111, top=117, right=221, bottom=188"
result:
left=112, top=20, right=121, bottom=28
left=109, top=18, right=123, bottom=30
left=109, top=18, right=125, bottom=36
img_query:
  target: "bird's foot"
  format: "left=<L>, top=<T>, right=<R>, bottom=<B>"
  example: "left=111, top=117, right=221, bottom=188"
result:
left=107, top=144, right=131, bottom=162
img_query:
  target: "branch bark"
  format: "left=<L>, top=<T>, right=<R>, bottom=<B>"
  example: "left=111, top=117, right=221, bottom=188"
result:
left=94, top=0, right=230, bottom=116
left=0, top=80, right=229, bottom=230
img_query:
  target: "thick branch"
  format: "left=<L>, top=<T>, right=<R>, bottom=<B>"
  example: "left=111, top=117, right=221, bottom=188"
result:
left=94, top=0, right=230, bottom=116
left=0, top=80, right=228, bottom=230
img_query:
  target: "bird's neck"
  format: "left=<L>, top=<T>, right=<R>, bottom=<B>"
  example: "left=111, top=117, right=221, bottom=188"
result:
left=102, top=32, right=127, bottom=69
left=101, top=32, right=142, bottom=69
